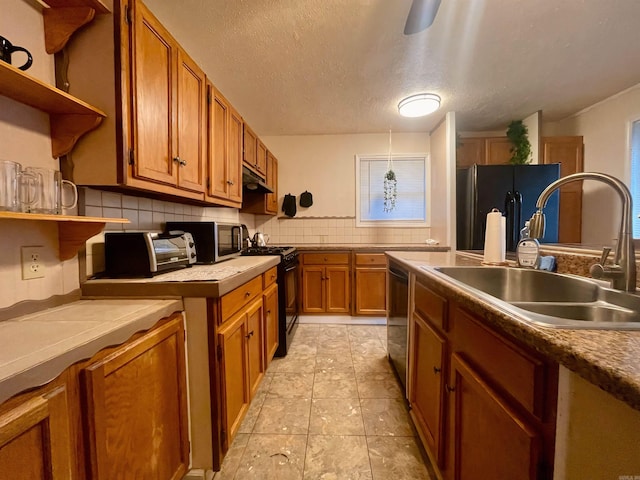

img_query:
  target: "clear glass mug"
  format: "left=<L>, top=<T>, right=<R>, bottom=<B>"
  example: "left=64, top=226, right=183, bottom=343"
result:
left=24, top=167, right=78, bottom=214
left=0, top=160, right=37, bottom=212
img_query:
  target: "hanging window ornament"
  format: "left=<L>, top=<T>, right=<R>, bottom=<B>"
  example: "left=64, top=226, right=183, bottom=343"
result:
left=383, top=128, right=397, bottom=212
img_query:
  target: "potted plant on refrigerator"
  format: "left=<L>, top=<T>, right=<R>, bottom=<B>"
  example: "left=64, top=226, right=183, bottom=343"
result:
left=506, top=120, right=532, bottom=165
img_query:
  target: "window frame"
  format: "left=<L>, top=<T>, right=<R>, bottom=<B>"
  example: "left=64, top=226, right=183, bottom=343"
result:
left=354, top=153, right=431, bottom=228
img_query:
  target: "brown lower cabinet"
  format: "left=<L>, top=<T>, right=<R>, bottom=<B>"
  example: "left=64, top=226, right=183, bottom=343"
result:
left=300, top=251, right=389, bottom=316
left=0, top=312, right=188, bottom=480
left=408, top=276, right=558, bottom=480
left=218, top=295, right=264, bottom=445
left=207, top=269, right=278, bottom=465
left=0, top=384, right=73, bottom=479
left=263, top=281, right=279, bottom=368
left=353, top=253, right=387, bottom=315
left=301, top=253, right=350, bottom=314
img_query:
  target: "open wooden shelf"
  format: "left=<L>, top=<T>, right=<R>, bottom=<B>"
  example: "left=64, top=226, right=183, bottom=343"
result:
left=0, top=211, right=129, bottom=261
left=0, top=62, right=106, bottom=158
left=42, top=0, right=110, bottom=13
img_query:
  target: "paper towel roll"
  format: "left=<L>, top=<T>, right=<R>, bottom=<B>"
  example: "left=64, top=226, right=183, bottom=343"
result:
left=483, top=209, right=506, bottom=264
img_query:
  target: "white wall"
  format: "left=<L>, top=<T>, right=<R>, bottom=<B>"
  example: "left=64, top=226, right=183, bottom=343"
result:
left=0, top=1, right=77, bottom=309
left=523, top=111, right=541, bottom=164
left=262, top=133, right=430, bottom=218
left=429, top=112, right=457, bottom=247
left=258, top=132, right=442, bottom=245
left=554, top=366, right=640, bottom=479
left=544, top=83, right=640, bottom=244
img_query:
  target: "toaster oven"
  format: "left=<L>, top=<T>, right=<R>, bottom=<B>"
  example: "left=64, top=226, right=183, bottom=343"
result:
left=104, top=231, right=196, bottom=277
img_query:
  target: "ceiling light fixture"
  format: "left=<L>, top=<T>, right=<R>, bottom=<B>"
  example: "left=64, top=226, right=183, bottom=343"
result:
left=398, top=93, right=441, bottom=117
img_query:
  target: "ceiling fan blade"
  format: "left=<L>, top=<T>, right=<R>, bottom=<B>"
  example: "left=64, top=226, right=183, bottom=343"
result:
left=404, top=0, right=442, bottom=35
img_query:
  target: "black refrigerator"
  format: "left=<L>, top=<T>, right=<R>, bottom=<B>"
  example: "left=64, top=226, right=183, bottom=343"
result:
left=456, top=164, right=561, bottom=251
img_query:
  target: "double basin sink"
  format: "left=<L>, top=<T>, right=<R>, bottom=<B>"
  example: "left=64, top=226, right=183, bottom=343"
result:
left=425, top=266, right=640, bottom=330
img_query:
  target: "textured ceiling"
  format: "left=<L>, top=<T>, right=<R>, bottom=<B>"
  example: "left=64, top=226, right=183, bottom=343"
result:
left=142, top=0, right=640, bottom=135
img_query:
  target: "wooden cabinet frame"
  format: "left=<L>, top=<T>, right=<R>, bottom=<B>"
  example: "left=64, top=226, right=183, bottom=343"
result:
left=82, top=315, right=189, bottom=480
left=0, top=385, right=73, bottom=479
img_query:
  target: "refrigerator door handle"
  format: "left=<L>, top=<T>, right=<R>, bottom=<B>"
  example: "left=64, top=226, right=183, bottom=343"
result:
left=504, top=191, right=516, bottom=251
left=514, top=190, right=523, bottom=242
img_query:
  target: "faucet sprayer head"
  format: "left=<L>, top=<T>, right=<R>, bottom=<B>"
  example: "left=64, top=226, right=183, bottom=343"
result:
left=529, top=210, right=545, bottom=239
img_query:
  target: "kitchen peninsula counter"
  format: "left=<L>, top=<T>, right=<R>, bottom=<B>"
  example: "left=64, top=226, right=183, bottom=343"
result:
left=386, top=250, right=640, bottom=413
left=0, top=298, right=183, bottom=405
left=82, top=255, right=279, bottom=298
left=294, top=244, right=449, bottom=252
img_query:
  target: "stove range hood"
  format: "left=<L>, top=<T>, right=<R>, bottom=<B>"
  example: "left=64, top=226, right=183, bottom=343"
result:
left=242, top=166, right=273, bottom=193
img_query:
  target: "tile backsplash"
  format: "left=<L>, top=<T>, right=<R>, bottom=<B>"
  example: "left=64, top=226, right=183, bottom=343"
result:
left=80, top=188, right=255, bottom=276
left=254, top=215, right=434, bottom=245
left=80, top=188, right=436, bottom=277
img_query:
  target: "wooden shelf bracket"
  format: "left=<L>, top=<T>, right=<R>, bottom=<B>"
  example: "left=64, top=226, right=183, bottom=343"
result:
left=50, top=113, right=103, bottom=158
left=43, top=7, right=96, bottom=54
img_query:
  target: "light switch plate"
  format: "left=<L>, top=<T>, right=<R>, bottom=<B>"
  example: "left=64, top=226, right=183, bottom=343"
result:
left=21, top=246, right=45, bottom=280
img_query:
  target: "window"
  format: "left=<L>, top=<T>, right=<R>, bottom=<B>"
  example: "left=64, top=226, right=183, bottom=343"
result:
left=355, top=154, right=430, bottom=227
left=631, top=119, right=640, bottom=237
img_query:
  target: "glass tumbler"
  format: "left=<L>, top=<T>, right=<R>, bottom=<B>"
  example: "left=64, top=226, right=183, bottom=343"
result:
left=0, top=159, right=36, bottom=212
left=24, top=167, right=78, bottom=214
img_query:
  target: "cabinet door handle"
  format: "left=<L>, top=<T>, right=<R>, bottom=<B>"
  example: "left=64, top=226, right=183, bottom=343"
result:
left=227, top=180, right=234, bottom=185
left=245, top=291, right=251, bottom=297
left=446, top=385, right=455, bottom=393
left=433, top=366, right=441, bottom=374
left=245, top=330, right=254, bottom=339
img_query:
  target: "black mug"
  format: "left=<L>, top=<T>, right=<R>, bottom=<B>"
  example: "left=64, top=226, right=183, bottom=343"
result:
left=0, top=35, right=33, bottom=71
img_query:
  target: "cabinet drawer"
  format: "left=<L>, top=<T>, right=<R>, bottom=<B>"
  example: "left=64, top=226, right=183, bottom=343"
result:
left=354, top=253, right=386, bottom=266
left=221, top=276, right=263, bottom=321
left=263, top=267, right=278, bottom=288
left=452, top=307, right=545, bottom=418
left=302, top=253, right=349, bottom=265
left=414, top=280, right=447, bottom=331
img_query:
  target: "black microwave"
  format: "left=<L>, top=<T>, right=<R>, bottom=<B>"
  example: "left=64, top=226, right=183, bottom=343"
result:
left=165, top=221, right=246, bottom=263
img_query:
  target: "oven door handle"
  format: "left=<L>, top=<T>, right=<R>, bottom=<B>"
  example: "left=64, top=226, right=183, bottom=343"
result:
left=284, top=263, right=299, bottom=273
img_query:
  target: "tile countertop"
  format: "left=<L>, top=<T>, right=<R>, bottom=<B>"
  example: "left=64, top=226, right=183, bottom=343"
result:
left=82, top=255, right=280, bottom=298
left=386, top=251, right=640, bottom=412
left=0, top=298, right=184, bottom=405
left=294, top=244, right=449, bottom=252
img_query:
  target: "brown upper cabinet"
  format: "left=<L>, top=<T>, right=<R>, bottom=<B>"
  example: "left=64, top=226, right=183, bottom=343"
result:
left=243, top=124, right=267, bottom=177
left=457, top=137, right=512, bottom=166
left=65, top=0, right=210, bottom=202
left=206, top=84, right=243, bottom=207
left=542, top=136, right=584, bottom=243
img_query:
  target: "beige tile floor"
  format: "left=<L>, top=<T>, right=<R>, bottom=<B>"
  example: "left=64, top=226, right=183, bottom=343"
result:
left=214, top=323, right=434, bottom=479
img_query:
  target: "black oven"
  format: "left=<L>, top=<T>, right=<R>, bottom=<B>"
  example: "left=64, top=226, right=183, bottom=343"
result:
left=241, top=246, right=299, bottom=356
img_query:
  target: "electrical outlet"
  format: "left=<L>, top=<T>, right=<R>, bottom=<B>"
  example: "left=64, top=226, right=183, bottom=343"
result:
left=21, top=246, right=45, bottom=280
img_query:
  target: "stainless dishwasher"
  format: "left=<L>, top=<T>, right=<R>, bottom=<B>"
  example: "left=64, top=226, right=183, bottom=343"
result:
left=387, top=261, right=409, bottom=391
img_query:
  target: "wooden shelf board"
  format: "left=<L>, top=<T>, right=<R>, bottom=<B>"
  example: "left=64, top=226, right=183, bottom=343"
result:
left=0, top=212, right=129, bottom=260
left=0, top=62, right=106, bottom=117
left=0, top=211, right=129, bottom=224
left=42, top=0, right=111, bottom=14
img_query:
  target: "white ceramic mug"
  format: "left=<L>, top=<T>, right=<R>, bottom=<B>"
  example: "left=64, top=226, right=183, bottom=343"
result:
left=24, top=167, right=78, bottom=214
left=0, top=159, right=37, bottom=212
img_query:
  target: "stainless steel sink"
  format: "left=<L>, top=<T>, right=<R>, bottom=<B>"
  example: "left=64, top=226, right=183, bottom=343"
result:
left=425, top=266, right=640, bottom=330
left=511, top=302, right=640, bottom=324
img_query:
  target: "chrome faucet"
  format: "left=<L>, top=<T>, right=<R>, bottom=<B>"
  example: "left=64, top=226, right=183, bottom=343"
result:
left=528, top=172, right=636, bottom=292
